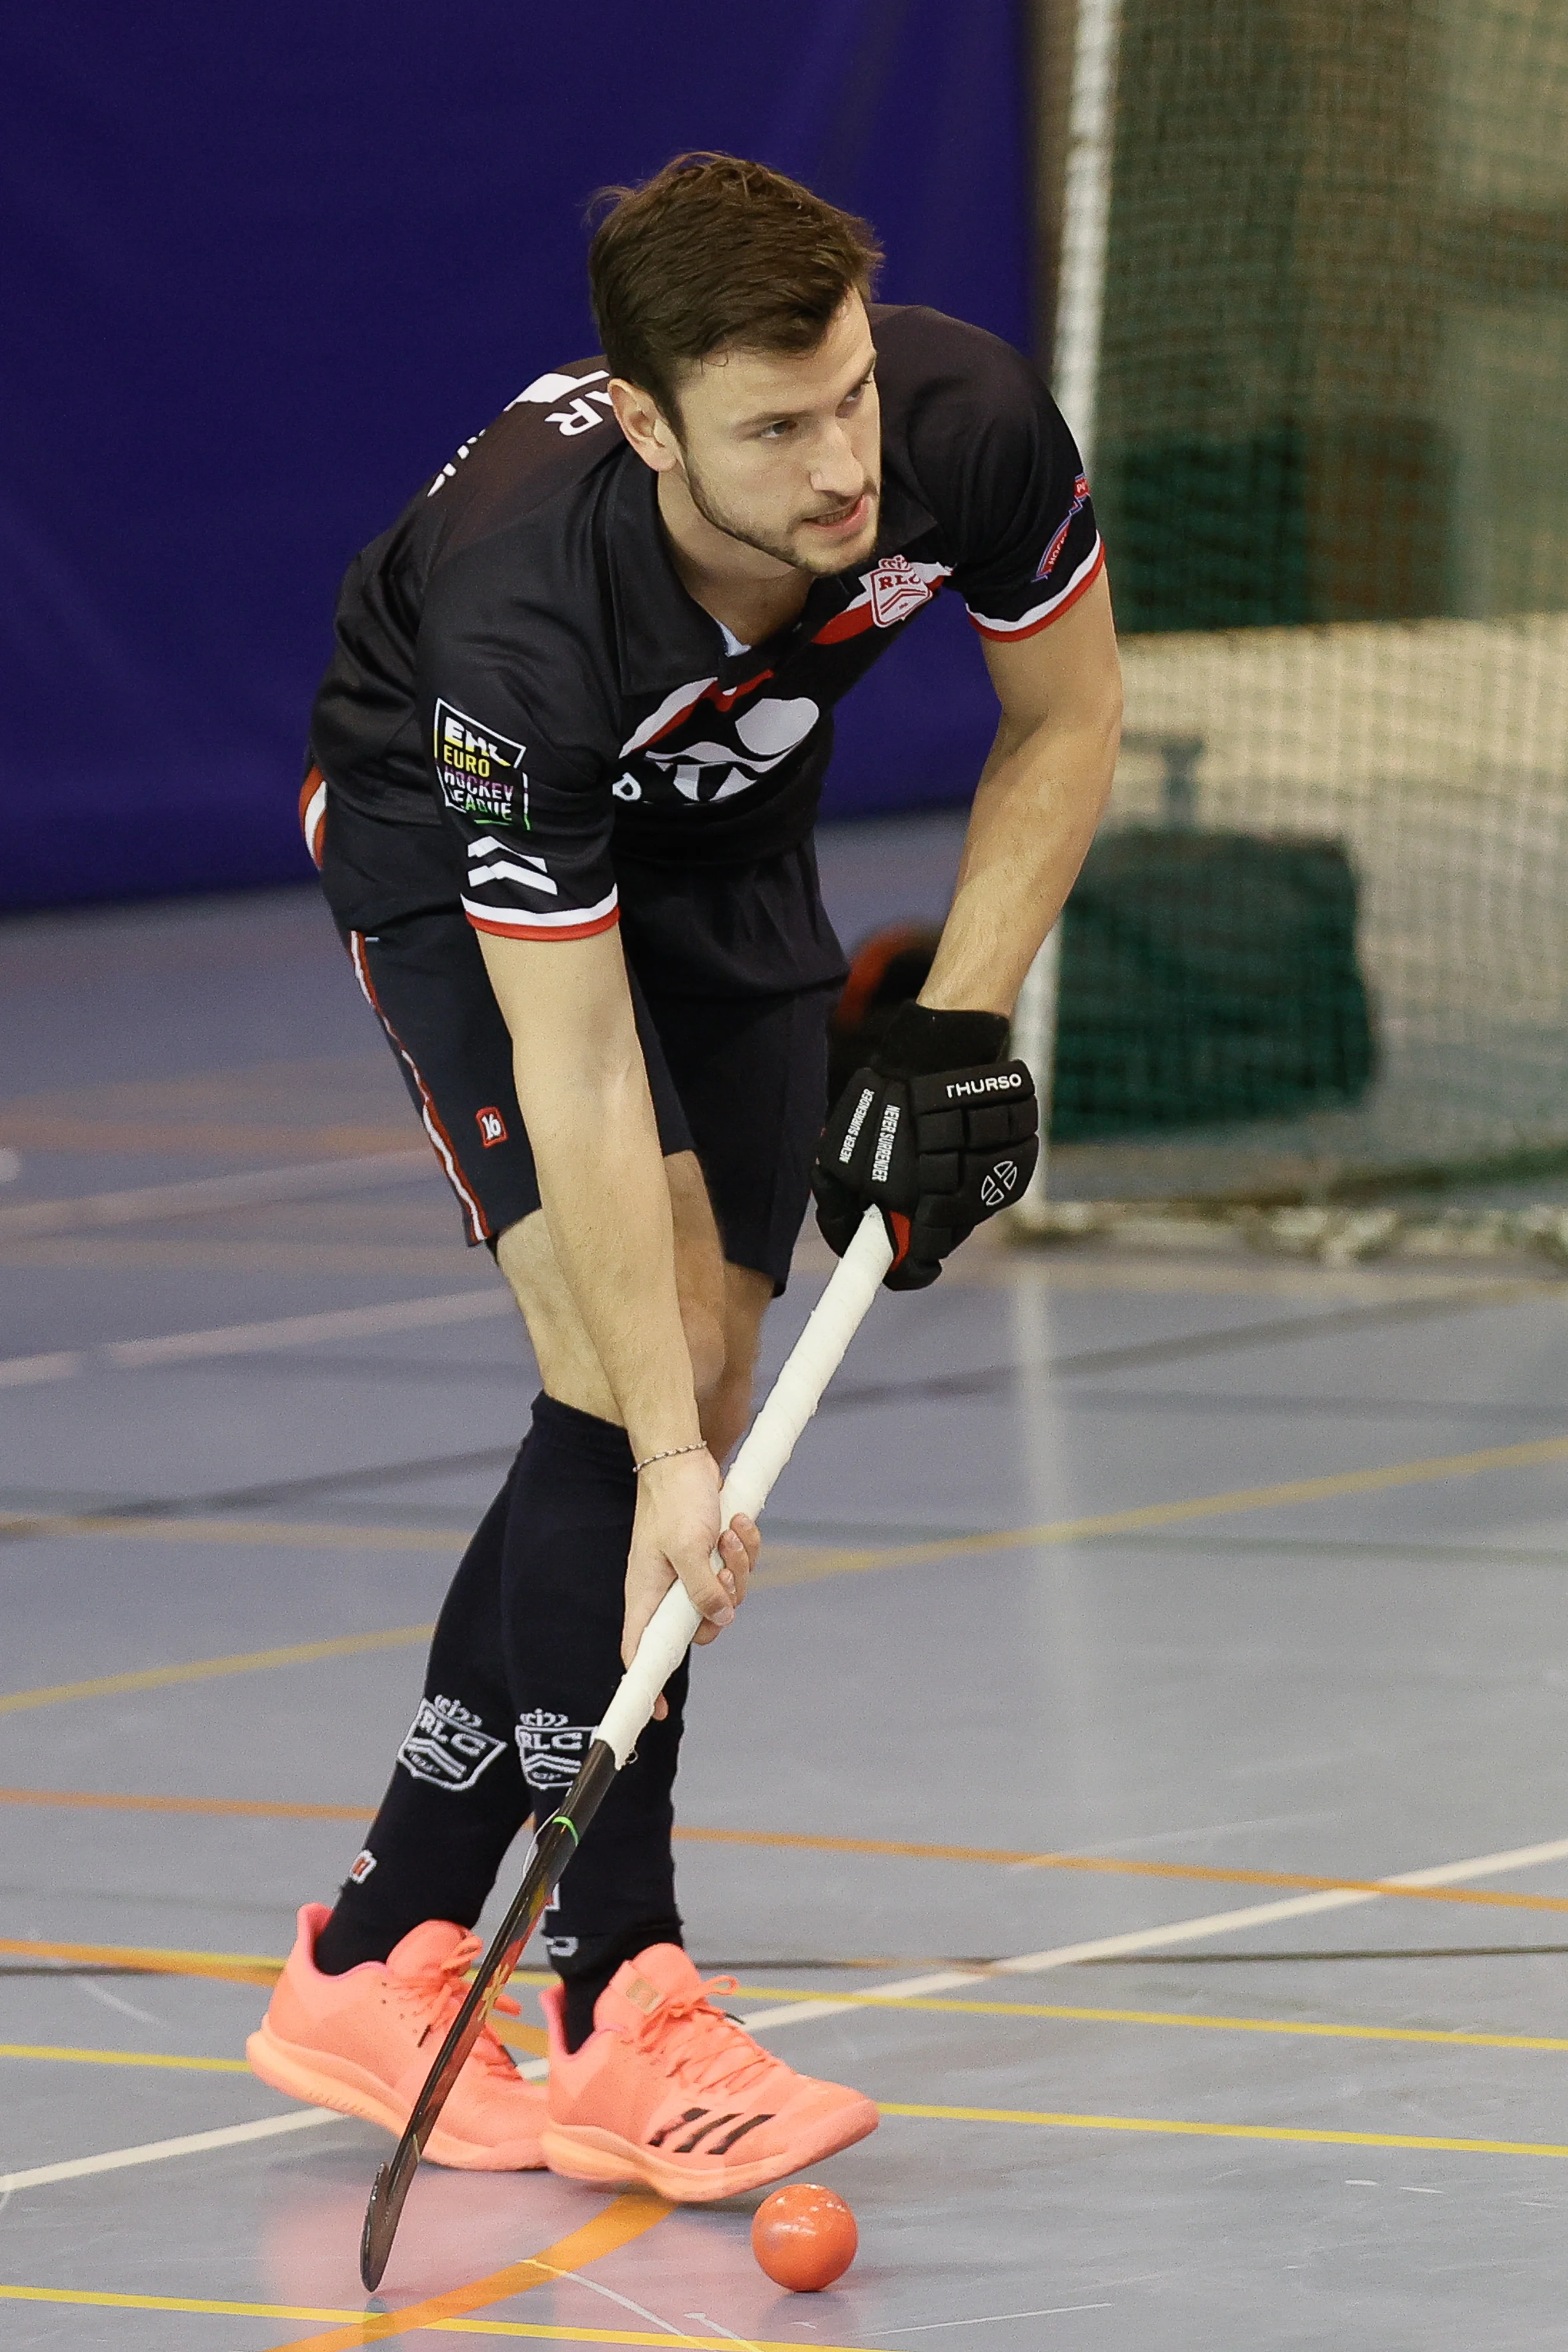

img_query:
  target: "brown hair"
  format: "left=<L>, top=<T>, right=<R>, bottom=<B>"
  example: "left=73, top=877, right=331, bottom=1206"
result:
left=588, top=152, right=882, bottom=423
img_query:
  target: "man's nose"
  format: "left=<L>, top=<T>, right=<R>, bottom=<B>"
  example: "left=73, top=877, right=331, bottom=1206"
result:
left=808, top=422, right=864, bottom=499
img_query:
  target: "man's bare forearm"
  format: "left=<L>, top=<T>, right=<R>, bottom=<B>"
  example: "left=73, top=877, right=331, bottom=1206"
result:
left=921, top=572, right=1122, bottom=1020
left=920, top=704, right=1118, bottom=1017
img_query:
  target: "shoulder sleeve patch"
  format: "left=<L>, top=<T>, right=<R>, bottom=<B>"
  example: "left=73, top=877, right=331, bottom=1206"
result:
left=434, top=700, right=528, bottom=826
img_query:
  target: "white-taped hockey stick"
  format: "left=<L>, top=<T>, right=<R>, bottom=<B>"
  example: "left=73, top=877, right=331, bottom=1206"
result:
left=360, top=1205, right=894, bottom=2288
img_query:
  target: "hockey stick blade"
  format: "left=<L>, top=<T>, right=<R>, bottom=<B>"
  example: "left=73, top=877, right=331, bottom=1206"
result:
left=357, top=1206, right=892, bottom=2290
left=360, top=1739, right=617, bottom=2288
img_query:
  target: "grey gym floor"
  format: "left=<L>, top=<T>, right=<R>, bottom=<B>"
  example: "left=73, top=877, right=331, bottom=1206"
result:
left=4, top=810, right=1568, bottom=2351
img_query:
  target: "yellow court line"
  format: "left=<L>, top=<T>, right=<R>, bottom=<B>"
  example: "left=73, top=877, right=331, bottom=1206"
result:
left=0, top=2291, right=881, bottom=2351
left=0, top=1626, right=434, bottom=1716
left=492, top=2020, right=549, bottom=2056
left=9, top=1792, right=1568, bottom=1917
left=765, top=1428, right=1568, bottom=1583
left=1, top=2082, right=1563, bottom=2346
left=788, top=1230, right=1554, bottom=1303
left=0, top=2042, right=249, bottom=2072
left=882, top=2100, right=1568, bottom=2158
left=0, top=1515, right=820, bottom=1563
left=3, top=1419, right=1568, bottom=1721
left=975, top=1261, right=1554, bottom=1305
left=0, top=1515, right=825, bottom=1563
left=0, top=1786, right=375, bottom=1822
left=727, top=1987, right=1568, bottom=2051
left=675, top=1825, right=1568, bottom=1914
left=0, top=1511, right=465, bottom=1551
left=264, top=2190, right=671, bottom=2351
left=0, top=1933, right=561, bottom=1992
left=0, top=1936, right=286, bottom=1986
left=10, top=1424, right=1568, bottom=1595
left=8, top=1983, right=1566, bottom=2083
left=0, top=1118, right=413, bottom=1156
left=0, top=1241, right=472, bottom=1278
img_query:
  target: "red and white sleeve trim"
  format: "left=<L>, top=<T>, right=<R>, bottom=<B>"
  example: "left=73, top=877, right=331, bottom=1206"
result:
left=966, top=538, right=1105, bottom=642
left=463, top=886, right=620, bottom=943
left=298, top=769, right=328, bottom=870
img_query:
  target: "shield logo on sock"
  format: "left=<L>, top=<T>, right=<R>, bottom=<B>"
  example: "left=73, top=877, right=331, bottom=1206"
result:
left=516, top=1709, right=594, bottom=1793
left=397, top=1693, right=507, bottom=1792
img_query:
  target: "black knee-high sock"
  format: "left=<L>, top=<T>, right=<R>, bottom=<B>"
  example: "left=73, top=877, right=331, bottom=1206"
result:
left=502, top=1394, right=687, bottom=2050
left=314, top=1474, right=533, bottom=1976
left=313, top=1395, right=690, bottom=2042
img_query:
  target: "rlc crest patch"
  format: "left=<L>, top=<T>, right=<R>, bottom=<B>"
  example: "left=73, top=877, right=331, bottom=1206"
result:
left=516, top=1709, right=594, bottom=1795
left=867, top=552, right=938, bottom=628
left=397, top=1693, right=507, bottom=1792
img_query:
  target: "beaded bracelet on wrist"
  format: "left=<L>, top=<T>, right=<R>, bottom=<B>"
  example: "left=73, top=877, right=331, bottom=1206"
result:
left=631, top=1439, right=709, bottom=1476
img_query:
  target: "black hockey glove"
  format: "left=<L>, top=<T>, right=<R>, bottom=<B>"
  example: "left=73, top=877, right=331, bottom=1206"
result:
left=811, top=1003, right=1039, bottom=1291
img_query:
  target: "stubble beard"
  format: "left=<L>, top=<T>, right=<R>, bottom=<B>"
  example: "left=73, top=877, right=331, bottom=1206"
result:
left=681, top=449, right=881, bottom=578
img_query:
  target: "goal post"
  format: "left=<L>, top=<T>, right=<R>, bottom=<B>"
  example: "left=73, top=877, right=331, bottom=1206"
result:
left=1010, top=0, right=1568, bottom=1251
left=1013, top=0, right=1121, bottom=1229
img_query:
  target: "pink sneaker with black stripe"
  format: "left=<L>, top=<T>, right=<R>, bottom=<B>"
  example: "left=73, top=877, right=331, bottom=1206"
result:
left=538, top=1943, right=878, bottom=2201
left=246, top=1905, right=546, bottom=2170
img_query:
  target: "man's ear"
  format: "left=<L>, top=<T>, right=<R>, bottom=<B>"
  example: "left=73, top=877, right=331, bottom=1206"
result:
left=609, top=378, right=680, bottom=474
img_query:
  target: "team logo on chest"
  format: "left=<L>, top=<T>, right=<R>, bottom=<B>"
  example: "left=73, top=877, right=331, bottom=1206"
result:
left=867, top=552, right=941, bottom=627
left=619, top=677, right=821, bottom=804
left=813, top=553, right=951, bottom=644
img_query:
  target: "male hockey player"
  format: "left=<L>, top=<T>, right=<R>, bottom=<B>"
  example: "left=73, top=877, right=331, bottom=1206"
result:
left=248, top=151, right=1121, bottom=2201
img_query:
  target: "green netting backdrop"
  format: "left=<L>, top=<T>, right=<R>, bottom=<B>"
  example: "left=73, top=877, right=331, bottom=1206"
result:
left=1048, top=0, right=1568, bottom=1202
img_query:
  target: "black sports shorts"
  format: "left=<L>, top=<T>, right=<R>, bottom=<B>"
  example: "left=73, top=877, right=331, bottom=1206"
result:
left=341, top=907, right=837, bottom=1294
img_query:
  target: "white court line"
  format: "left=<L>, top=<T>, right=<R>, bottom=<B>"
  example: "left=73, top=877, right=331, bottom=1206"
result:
left=684, top=2314, right=760, bottom=2350
left=875, top=2310, right=1114, bottom=2334
left=0, top=1352, right=82, bottom=1389
left=1, top=2072, right=549, bottom=2199
left=533, top=2266, right=687, bottom=2338
left=13, top=1844, right=1568, bottom=2192
left=0, top=2106, right=335, bottom=2193
left=0, top=1287, right=514, bottom=1387
left=737, top=1835, right=1568, bottom=2031
left=0, top=1151, right=434, bottom=1243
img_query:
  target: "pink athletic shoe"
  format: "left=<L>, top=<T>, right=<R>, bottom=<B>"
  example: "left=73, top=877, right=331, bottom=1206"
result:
left=246, top=1903, right=545, bottom=2170
left=538, top=1943, right=878, bottom=2201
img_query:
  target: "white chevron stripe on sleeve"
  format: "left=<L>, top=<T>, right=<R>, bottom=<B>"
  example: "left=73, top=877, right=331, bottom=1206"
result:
left=465, top=858, right=560, bottom=896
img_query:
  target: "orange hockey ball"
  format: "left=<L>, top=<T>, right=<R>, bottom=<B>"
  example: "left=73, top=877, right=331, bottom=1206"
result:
left=751, top=2183, right=858, bottom=2291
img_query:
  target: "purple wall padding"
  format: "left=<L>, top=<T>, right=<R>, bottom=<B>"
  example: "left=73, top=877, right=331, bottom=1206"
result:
left=1, top=4, right=1030, bottom=910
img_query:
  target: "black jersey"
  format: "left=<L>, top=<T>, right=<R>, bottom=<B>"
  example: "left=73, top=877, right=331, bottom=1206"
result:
left=310, top=303, right=1101, bottom=957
